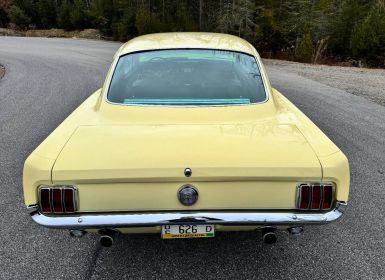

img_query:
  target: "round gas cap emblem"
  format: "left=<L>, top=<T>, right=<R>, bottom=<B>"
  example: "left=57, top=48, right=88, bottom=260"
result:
left=178, top=185, right=198, bottom=206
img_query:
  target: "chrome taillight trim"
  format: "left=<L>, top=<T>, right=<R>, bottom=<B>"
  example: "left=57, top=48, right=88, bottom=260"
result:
left=38, top=186, right=78, bottom=214
left=63, top=188, right=78, bottom=213
left=297, top=183, right=335, bottom=211
left=298, top=184, right=310, bottom=210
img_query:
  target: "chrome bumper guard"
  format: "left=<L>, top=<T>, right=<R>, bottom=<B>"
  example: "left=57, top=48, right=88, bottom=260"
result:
left=28, top=202, right=347, bottom=229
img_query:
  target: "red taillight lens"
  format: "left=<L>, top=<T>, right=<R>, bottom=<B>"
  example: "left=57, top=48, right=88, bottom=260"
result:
left=52, top=188, right=63, bottom=213
left=299, top=185, right=310, bottom=209
left=39, top=186, right=77, bottom=214
left=40, top=188, right=51, bottom=213
left=311, top=185, right=321, bottom=209
left=63, top=188, right=75, bottom=213
left=322, top=185, right=333, bottom=210
left=298, top=184, right=334, bottom=210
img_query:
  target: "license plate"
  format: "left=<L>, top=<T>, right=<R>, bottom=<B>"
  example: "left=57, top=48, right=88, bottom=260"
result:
left=161, top=224, right=215, bottom=239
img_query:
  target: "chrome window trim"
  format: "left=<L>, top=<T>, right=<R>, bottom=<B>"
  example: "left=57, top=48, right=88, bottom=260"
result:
left=29, top=202, right=347, bottom=229
left=103, top=48, right=271, bottom=108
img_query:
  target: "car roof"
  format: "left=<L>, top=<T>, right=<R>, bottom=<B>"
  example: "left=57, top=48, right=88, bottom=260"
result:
left=118, top=32, right=258, bottom=56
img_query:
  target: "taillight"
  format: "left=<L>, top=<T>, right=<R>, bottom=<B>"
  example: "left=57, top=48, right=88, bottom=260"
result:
left=299, top=185, right=310, bottom=209
left=52, top=188, right=63, bottom=213
left=298, top=183, right=334, bottom=210
left=40, top=188, right=51, bottom=213
left=63, top=188, right=76, bottom=213
left=310, top=185, right=321, bottom=209
left=322, top=185, right=333, bottom=209
left=39, top=186, right=77, bottom=214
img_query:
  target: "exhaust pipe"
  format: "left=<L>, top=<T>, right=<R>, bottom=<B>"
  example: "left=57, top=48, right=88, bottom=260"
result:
left=288, top=226, right=304, bottom=236
left=99, top=230, right=116, bottom=247
left=100, top=235, right=114, bottom=247
left=261, top=228, right=277, bottom=244
left=69, top=230, right=86, bottom=238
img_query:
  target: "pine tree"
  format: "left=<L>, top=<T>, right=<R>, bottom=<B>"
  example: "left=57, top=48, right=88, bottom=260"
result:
left=350, top=0, right=385, bottom=65
left=135, top=7, right=162, bottom=35
left=57, top=0, right=72, bottom=30
left=70, top=0, right=89, bottom=29
left=329, top=0, right=369, bottom=58
left=8, top=4, right=30, bottom=28
left=36, top=0, right=57, bottom=28
left=296, top=32, right=314, bottom=62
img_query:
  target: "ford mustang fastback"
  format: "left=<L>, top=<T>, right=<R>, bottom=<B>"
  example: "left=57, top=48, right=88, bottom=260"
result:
left=23, top=32, right=349, bottom=246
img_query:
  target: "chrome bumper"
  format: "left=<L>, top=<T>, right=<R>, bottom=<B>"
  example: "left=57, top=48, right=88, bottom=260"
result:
left=28, top=202, right=347, bottom=229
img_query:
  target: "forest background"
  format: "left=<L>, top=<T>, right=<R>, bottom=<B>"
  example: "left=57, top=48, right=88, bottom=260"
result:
left=1, top=0, right=384, bottom=67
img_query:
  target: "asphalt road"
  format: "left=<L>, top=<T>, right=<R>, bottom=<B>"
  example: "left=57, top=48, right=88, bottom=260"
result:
left=0, top=37, right=384, bottom=280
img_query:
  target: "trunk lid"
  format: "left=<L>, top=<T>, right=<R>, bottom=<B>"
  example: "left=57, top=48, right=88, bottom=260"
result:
left=52, top=124, right=321, bottom=183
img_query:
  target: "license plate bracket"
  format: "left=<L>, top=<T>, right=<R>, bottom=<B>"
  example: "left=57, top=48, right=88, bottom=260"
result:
left=161, top=224, right=215, bottom=239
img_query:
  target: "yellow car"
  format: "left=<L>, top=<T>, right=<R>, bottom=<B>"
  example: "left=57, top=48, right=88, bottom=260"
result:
left=23, top=33, right=349, bottom=246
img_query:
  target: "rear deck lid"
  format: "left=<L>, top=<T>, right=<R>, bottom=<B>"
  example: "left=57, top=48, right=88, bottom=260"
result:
left=52, top=124, right=321, bottom=183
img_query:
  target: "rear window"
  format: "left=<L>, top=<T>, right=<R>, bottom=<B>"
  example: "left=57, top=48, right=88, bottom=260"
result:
left=107, top=49, right=267, bottom=106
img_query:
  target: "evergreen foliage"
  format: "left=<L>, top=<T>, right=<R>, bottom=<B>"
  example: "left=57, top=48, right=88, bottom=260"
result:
left=296, top=32, right=314, bottom=63
left=350, top=1, right=385, bottom=64
left=0, top=0, right=384, bottom=66
left=36, top=0, right=57, bottom=28
left=57, top=0, right=72, bottom=30
left=8, top=4, right=30, bottom=28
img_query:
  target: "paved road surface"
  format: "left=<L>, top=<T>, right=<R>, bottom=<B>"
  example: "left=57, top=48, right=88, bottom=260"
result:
left=0, top=37, right=384, bottom=280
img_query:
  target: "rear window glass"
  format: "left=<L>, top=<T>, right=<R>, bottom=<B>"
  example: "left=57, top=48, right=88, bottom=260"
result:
left=107, top=49, right=267, bottom=106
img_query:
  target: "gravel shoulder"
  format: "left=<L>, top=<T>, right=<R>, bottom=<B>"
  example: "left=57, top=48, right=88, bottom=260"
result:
left=264, top=59, right=385, bottom=106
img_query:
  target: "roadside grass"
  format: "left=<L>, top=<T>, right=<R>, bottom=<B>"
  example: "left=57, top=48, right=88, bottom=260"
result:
left=0, top=28, right=103, bottom=40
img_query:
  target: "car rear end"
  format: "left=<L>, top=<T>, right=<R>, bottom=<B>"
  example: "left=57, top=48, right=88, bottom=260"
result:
left=25, top=123, right=349, bottom=245
left=23, top=33, right=349, bottom=246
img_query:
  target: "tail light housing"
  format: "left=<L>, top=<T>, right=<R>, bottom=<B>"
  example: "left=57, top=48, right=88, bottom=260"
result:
left=297, top=183, right=335, bottom=210
left=38, top=186, right=78, bottom=214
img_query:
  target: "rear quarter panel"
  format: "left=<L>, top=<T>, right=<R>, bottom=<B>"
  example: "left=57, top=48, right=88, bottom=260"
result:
left=272, top=88, right=350, bottom=202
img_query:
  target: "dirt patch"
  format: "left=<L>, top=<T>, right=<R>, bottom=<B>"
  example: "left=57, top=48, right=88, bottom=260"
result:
left=264, top=59, right=385, bottom=106
left=0, top=28, right=103, bottom=40
left=0, top=64, right=5, bottom=80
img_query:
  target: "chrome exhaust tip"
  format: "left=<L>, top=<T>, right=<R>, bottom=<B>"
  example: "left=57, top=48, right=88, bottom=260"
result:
left=69, top=230, right=86, bottom=238
left=261, top=228, right=277, bottom=244
left=99, top=229, right=116, bottom=247
left=100, top=235, right=114, bottom=247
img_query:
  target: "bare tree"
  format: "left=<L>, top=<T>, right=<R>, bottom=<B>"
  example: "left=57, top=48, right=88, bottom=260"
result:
left=0, top=0, right=13, bottom=9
